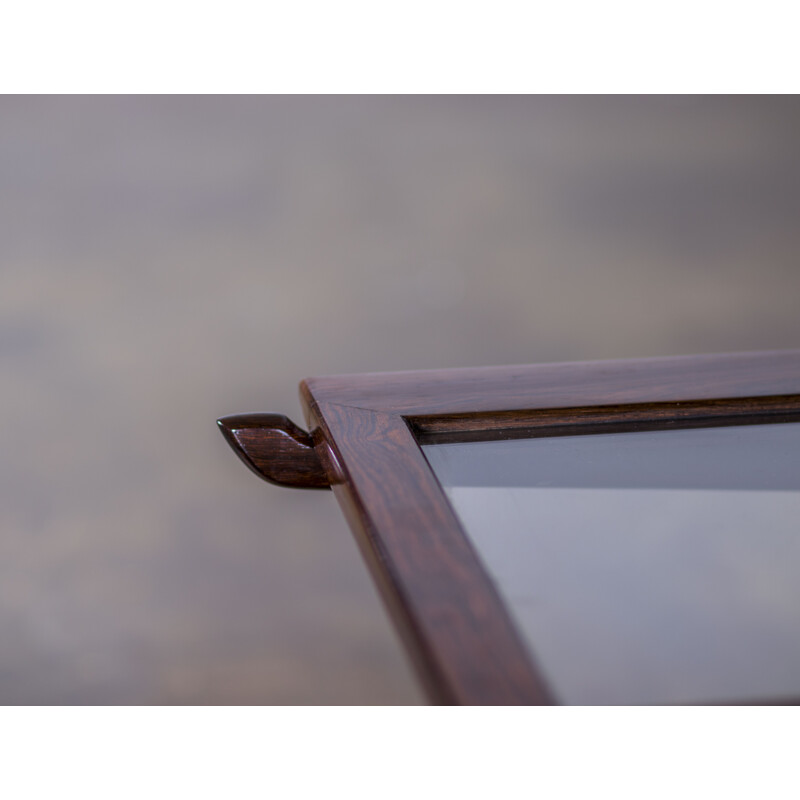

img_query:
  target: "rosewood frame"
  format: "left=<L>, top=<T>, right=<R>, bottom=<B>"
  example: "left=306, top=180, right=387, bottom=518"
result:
left=295, top=351, right=800, bottom=705
left=218, top=351, right=800, bottom=704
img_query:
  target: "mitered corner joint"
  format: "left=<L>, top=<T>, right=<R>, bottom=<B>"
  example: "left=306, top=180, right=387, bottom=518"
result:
left=217, top=413, right=330, bottom=489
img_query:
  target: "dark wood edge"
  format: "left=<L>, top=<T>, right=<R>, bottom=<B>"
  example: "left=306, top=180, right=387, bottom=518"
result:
left=217, top=413, right=330, bottom=489
left=303, top=350, right=800, bottom=415
left=298, top=351, right=800, bottom=705
left=410, top=395, right=800, bottom=444
left=301, top=398, right=554, bottom=705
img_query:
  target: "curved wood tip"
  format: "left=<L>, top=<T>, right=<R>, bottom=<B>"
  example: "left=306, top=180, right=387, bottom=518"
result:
left=217, top=413, right=330, bottom=489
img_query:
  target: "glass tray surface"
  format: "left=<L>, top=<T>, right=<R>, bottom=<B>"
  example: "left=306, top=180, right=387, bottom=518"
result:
left=423, top=422, right=800, bottom=704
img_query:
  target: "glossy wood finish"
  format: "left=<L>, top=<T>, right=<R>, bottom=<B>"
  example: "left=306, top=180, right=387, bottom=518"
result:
left=302, top=350, right=800, bottom=416
left=217, top=414, right=330, bottom=489
left=304, top=403, right=554, bottom=705
left=297, top=350, right=800, bottom=705
left=412, top=396, right=800, bottom=444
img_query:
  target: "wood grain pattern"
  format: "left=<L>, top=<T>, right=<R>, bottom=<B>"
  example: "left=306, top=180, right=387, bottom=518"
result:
left=217, top=413, right=330, bottom=489
left=297, top=350, right=800, bottom=704
left=303, top=350, right=800, bottom=416
left=303, top=401, right=553, bottom=705
left=411, top=395, right=800, bottom=444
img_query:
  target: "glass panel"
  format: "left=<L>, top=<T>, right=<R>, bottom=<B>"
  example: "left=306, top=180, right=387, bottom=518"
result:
left=423, top=422, right=800, bottom=705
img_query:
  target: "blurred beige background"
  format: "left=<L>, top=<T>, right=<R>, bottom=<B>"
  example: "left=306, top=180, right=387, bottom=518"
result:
left=1, top=96, right=799, bottom=704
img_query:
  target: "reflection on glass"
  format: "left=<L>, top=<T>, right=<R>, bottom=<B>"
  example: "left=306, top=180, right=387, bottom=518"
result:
left=423, top=422, right=800, bottom=705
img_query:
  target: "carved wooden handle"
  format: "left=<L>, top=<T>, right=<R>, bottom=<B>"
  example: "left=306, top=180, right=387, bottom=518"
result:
left=217, top=413, right=330, bottom=489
